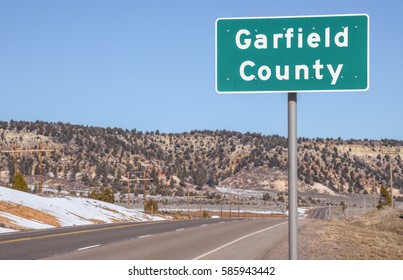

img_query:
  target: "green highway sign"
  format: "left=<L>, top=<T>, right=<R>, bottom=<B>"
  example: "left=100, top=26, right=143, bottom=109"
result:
left=215, top=14, right=369, bottom=93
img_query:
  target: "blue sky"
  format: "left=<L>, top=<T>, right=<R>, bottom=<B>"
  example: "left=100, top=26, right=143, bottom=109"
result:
left=1, top=0, right=402, bottom=140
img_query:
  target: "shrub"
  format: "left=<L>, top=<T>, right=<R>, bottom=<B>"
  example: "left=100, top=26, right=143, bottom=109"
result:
left=277, top=195, right=285, bottom=203
left=144, top=199, right=158, bottom=213
left=88, top=188, right=115, bottom=203
left=377, top=185, right=391, bottom=209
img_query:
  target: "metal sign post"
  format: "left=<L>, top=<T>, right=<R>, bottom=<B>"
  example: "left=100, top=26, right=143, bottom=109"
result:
left=288, top=92, right=298, bottom=260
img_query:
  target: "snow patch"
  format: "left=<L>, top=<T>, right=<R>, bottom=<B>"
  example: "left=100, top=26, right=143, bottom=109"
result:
left=0, top=186, right=164, bottom=233
left=0, top=211, right=54, bottom=229
left=0, top=227, right=18, bottom=233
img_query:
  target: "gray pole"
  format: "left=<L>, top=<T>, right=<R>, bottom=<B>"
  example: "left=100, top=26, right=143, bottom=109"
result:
left=288, top=92, right=298, bottom=260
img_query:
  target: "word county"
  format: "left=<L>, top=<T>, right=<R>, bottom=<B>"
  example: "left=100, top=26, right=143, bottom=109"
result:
left=235, top=27, right=349, bottom=85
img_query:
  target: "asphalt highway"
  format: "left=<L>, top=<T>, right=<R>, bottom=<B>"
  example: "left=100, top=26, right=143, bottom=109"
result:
left=0, top=218, right=311, bottom=260
left=312, top=207, right=330, bottom=219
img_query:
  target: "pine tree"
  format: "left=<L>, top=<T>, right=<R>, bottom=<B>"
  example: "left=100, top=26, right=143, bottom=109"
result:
left=12, top=172, right=30, bottom=193
left=377, top=185, right=391, bottom=209
left=88, top=189, right=101, bottom=200
left=144, top=199, right=158, bottom=213
left=88, top=188, right=115, bottom=203
left=101, top=188, right=115, bottom=203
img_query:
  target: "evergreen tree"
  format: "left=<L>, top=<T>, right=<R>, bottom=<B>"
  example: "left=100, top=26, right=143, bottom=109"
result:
left=169, top=177, right=175, bottom=189
left=144, top=199, right=158, bottom=213
left=101, top=188, right=115, bottom=203
left=88, top=188, right=115, bottom=203
left=377, top=185, right=391, bottom=209
left=263, top=193, right=271, bottom=201
left=12, top=172, right=30, bottom=193
left=87, top=189, right=101, bottom=200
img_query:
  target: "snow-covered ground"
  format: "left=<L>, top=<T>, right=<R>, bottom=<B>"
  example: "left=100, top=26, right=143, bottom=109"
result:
left=216, top=186, right=277, bottom=198
left=0, top=186, right=165, bottom=234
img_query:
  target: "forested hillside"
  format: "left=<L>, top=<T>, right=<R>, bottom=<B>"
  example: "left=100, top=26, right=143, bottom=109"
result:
left=0, top=120, right=402, bottom=198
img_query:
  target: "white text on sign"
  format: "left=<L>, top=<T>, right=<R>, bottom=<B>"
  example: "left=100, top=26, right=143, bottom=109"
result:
left=236, top=27, right=348, bottom=85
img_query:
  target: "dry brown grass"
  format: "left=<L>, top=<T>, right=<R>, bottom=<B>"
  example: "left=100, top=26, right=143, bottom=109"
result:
left=265, top=208, right=403, bottom=260
left=0, top=215, right=30, bottom=231
left=88, top=219, right=105, bottom=224
left=0, top=201, right=61, bottom=228
left=99, top=206, right=119, bottom=214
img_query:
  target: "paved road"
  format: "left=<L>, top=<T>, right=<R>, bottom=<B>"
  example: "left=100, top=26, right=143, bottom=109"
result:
left=0, top=219, right=224, bottom=259
left=0, top=218, right=311, bottom=260
left=312, top=207, right=330, bottom=219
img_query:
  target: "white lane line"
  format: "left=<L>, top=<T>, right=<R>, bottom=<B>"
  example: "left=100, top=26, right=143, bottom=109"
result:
left=193, top=221, right=287, bottom=260
left=201, top=224, right=208, bottom=227
left=218, top=221, right=225, bottom=224
left=176, top=228, right=185, bottom=232
left=77, top=244, right=100, bottom=251
left=138, top=234, right=152, bottom=239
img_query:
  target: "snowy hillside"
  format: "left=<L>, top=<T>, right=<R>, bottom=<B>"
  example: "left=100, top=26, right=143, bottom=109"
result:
left=0, top=186, right=164, bottom=233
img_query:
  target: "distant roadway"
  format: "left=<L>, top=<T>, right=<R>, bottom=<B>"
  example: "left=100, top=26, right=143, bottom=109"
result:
left=0, top=218, right=311, bottom=260
left=311, top=207, right=330, bottom=219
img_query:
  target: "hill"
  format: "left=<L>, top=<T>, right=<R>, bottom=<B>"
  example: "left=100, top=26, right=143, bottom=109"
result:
left=0, top=120, right=402, bottom=199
